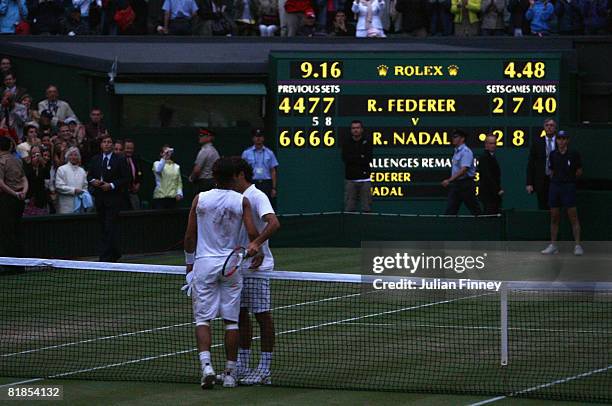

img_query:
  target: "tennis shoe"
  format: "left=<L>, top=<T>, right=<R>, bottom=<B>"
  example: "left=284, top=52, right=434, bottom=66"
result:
left=239, top=368, right=271, bottom=386
left=236, top=366, right=252, bottom=380
left=222, top=369, right=238, bottom=388
left=541, top=244, right=559, bottom=255
left=574, top=244, right=584, bottom=256
left=201, top=365, right=216, bottom=390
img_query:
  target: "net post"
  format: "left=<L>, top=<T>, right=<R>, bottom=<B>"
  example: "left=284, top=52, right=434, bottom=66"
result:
left=500, top=282, right=508, bottom=367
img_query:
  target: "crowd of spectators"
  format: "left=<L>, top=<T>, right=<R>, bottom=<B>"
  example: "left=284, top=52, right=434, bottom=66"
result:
left=0, top=0, right=608, bottom=36
left=0, top=56, right=141, bottom=215
left=0, top=56, right=280, bottom=219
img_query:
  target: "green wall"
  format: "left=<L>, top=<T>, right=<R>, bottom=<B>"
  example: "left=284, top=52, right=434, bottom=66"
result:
left=12, top=57, right=112, bottom=128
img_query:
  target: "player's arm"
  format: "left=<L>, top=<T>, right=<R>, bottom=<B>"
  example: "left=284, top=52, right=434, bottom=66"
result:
left=183, top=194, right=200, bottom=274
left=259, top=213, right=280, bottom=243
left=242, top=197, right=265, bottom=256
left=249, top=212, right=281, bottom=269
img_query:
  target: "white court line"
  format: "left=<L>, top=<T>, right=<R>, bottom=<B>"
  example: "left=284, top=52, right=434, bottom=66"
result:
left=409, top=324, right=612, bottom=335
left=1, top=322, right=193, bottom=358
left=467, top=364, right=612, bottom=406
left=340, top=322, right=612, bottom=335
left=467, top=396, right=507, bottom=406
left=0, top=292, right=486, bottom=387
left=7, top=314, right=608, bottom=359
left=2, top=291, right=365, bottom=358
left=0, top=378, right=45, bottom=388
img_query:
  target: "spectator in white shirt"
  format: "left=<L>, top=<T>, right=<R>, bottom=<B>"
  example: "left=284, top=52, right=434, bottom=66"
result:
left=54, top=146, right=88, bottom=214
left=38, top=85, right=79, bottom=127
left=352, top=0, right=386, bottom=37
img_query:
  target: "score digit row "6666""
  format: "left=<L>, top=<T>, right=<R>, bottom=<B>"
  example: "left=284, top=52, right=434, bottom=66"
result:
left=279, top=130, right=335, bottom=148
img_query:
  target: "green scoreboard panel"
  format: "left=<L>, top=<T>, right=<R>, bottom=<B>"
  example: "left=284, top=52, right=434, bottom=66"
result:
left=270, top=52, right=562, bottom=214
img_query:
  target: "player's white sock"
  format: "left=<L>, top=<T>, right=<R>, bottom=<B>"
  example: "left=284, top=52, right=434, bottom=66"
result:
left=238, top=348, right=251, bottom=368
left=226, top=360, right=237, bottom=372
left=199, top=351, right=212, bottom=370
left=258, top=352, right=272, bottom=371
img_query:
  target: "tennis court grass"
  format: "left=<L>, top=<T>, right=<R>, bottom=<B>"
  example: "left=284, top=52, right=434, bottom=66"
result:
left=2, top=377, right=602, bottom=406
left=1, top=248, right=610, bottom=405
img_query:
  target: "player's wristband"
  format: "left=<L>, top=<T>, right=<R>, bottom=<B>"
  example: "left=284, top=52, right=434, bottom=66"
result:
left=184, top=251, right=195, bottom=265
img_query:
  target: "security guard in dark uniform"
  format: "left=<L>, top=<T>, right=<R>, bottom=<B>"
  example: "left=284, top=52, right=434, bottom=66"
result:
left=541, top=130, right=584, bottom=256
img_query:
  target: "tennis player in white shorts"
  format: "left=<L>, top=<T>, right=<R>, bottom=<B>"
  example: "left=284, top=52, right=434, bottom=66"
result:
left=232, top=157, right=281, bottom=386
left=183, top=157, right=266, bottom=390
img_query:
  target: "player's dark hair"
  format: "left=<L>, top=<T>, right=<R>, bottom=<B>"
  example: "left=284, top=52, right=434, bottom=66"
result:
left=4, top=71, right=15, bottom=79
left=212, top=157, right=235, bottom=188
left=351, top=120, right=363, bottom=128
left=232, top=157, right=253, bottom=183
left=124, top=138, right=135, bottom=145
left=0, top=136, right=12, bottom=151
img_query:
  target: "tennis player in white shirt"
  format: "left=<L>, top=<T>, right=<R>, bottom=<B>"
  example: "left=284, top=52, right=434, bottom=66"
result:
left=183, top=157, right=266, bottom=389
left=232, top=157, right=280, bottom=385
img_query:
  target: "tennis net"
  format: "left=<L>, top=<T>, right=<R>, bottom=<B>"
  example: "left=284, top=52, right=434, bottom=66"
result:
left=0, top=257, right=611, bottom=402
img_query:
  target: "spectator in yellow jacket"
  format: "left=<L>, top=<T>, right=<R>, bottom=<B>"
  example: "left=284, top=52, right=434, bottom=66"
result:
left=152, top=145, right=183, bottom=210
left=450, top=0, right=481, bottom=35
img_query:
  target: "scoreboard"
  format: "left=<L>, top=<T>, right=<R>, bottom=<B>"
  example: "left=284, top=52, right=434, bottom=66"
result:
left=270, top=52, right=562, bottom=214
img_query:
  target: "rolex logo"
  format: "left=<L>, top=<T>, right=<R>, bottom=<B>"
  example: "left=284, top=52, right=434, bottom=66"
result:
left=377, top=65, right=389, bottom=77
left=448, top=65, right=459, bottom=76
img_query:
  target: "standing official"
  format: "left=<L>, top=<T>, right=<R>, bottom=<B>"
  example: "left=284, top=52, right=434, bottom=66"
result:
left=241, top=128, right=279, bottom=200
left=190, top=128, right=219, bottom=193
left=526, top=118, right=556, bottom=210
left=442, top=130, right=481, bottom=215
left=541, top=131, right=583, bottom=256
left=87, top=135, right=131, bottom=262
left=0, top=135, right=28, bottom=257
left=341, top=120, right=373, bottom=212
left=478, top=134, right=504, bottom=214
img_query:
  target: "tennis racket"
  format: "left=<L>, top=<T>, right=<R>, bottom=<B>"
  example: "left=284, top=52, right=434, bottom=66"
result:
left=222, top=247, right=248, bottom=277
